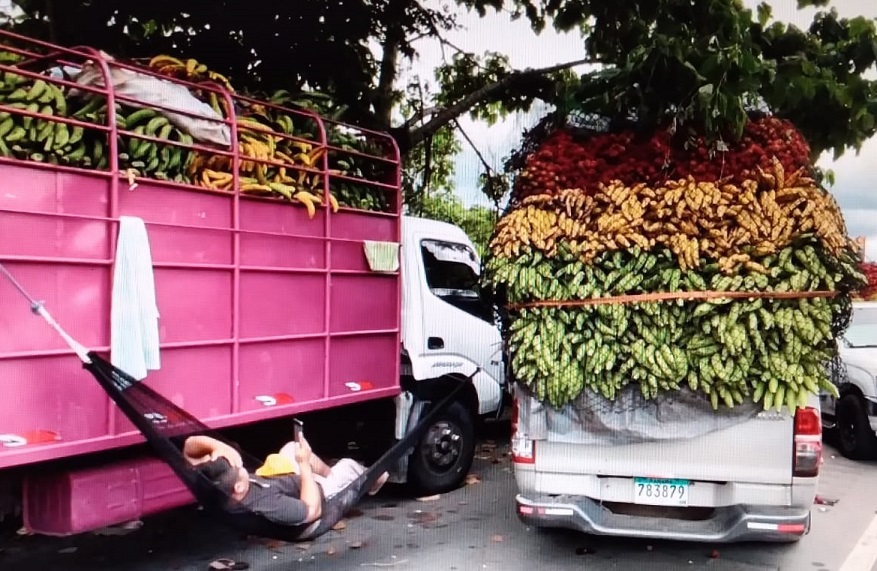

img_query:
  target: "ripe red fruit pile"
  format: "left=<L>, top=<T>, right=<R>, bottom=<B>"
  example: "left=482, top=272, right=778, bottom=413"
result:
left=513, top=116, right=812, bottom=202
left=855, top=262, right=877, bottom=300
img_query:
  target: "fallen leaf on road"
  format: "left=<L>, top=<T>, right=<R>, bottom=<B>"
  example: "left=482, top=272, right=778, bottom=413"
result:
left=349, top=541, right=364, bottom=549
left=372, top=514, right=395, bottom=521
left=208, top=559, right=250, bottom=570
left=332, top=520, right=348, bottom=531
left=464, top=474, right=481, bottom=486
left=491, top=535, right=504, bottom=542
left=410, top=511, right=441, bottom=525
left=416, top=494, right=441, bottom=502
left=263, top=539, right=287, bottom=551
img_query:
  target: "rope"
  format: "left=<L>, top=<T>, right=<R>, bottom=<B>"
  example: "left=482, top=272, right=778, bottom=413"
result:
left=0, top=262, right=92, bottom=363
left=506, top=288, right=838, bottom=311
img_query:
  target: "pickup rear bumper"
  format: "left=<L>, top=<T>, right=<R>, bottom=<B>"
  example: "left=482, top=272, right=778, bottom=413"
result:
left=515, top=494, right=811, bottom=543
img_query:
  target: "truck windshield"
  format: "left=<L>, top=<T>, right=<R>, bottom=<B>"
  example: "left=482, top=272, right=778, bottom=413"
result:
left=420, top=239, right=494, bottom=323
left=844, top=323, right=877, bottom=348
left=844, top=306, right=877, bottom=347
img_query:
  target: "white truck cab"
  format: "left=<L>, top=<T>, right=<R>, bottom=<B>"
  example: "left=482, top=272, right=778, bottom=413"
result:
left=393, top=216, right=507, bottom=492
left=821, top=301, right=877, bottom=460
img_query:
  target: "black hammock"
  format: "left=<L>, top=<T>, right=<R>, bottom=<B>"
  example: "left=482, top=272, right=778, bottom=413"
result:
left=0, top=263, right=474, bottom=542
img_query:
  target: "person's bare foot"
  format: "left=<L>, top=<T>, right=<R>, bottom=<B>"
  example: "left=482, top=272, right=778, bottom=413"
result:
left=368, top=472, right=389, bottom=496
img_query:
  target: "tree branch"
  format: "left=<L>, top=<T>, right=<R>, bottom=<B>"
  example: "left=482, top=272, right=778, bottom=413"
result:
left=399, top=57, right=592, bottom=152
left=453, top=118, right=495, bottom=175
left=401, top=105, right=444, bottom=129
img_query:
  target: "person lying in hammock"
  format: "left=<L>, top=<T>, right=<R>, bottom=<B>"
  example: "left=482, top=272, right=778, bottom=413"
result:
left=183, top=432, right=389, bottom=530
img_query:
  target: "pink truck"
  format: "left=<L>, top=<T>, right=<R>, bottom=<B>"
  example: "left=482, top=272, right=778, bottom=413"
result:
left=0, top=32, right=506, bottom=535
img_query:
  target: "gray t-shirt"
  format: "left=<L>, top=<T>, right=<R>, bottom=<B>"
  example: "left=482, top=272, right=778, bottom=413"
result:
left=230, top=473, right=322, bottom=527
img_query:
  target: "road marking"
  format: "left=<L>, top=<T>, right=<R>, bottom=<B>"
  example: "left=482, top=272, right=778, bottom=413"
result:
left=838, top=513, right=877, bottom=571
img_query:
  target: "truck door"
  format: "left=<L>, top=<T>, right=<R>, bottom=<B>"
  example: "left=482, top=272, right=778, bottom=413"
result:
left=413, top=237, right=504, bottom=399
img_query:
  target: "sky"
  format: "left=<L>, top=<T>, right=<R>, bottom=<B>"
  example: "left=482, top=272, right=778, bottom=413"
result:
left=400, top=0, right=877, bottom=258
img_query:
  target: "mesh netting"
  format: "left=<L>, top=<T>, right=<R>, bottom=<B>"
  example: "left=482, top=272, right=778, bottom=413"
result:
left=487, top=107, right=861, bottom=431
left=826, top=352, right=849, bottom=389
left=84, top=352, right=468, bottom=541
left=503, top=111, right=618, bottom=179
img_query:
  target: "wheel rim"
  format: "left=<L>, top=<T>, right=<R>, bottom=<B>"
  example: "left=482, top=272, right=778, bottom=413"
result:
left=839, top=410, right=857, bottom=452
left=420, top=420, right=463, bottom=473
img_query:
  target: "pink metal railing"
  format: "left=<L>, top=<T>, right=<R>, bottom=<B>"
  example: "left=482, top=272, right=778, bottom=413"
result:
left=0, top=30, right=404, bottom=469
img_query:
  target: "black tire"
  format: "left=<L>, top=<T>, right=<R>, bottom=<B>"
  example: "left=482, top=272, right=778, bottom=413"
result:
left=407, top=400, right=476, bottom=494
left=835, top=394, right=877, bottom=460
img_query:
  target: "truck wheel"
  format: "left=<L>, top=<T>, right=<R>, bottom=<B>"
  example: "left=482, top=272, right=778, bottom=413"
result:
left=408, top=400, right=475, bottom=494
left=836, top=394, right=877, bottom=460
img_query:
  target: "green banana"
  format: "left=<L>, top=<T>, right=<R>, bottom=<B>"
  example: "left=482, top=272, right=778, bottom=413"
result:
left=125, top=107, right=159, bottom=127
left=145, top=115, right=170, bottom=135
left=6, top=125, right=26, bottom=142
left=0, top=117, right=13, bottom=138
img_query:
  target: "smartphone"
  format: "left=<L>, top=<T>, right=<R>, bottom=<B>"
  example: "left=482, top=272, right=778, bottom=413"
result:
left=293, top=418, right=304, bottom=441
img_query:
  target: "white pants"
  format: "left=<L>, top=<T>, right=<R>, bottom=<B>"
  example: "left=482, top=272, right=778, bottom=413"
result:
left=278, top=443, right=366, bottom=499
left=315, top=459, right=367, bottom=498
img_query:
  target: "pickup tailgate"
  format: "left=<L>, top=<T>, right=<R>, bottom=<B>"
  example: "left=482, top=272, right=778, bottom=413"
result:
left=535, top=413, right=794, bottom=485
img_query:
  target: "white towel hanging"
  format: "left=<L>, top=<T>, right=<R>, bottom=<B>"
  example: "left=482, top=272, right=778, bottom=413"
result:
left=111, top=216, right=161, bottom=381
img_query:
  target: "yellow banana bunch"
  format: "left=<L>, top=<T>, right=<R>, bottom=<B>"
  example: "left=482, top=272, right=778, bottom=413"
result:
left=189, top=116, right=339, bottom=217
left=491, top=158, right=849, bottom=274
left=148, top=55, right=234, bottom=92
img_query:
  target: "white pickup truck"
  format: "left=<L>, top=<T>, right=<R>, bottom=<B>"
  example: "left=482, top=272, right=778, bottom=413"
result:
left=510, top=381, right=822, bottom=543
left=820, top=301, right=877, bottom=460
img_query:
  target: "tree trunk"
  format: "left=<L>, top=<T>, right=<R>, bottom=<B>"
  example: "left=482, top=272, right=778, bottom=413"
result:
left=373, top=0, right=409, bottom=127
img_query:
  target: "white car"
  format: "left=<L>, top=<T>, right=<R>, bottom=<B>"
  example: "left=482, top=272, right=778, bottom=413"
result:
left=820, top=301, right=877, bottom=460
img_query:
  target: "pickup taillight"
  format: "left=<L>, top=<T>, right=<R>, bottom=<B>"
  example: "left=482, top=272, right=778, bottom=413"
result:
left=510, top=395, right=535, bottom=464
left=793, top=406, right=822, bottom=478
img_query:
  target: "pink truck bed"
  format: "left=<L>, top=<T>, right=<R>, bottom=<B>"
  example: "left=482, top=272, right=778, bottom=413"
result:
left=0, top=33, right=403, bottom=476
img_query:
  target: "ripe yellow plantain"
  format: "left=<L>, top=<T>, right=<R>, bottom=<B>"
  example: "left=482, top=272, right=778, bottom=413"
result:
left=294, top=191, right=318, bottom=219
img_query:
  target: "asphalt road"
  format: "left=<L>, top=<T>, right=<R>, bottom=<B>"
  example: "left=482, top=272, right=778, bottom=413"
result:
left=0, top=424, right=875, bottom=571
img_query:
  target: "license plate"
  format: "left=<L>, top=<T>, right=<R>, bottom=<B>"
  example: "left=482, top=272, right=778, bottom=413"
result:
left=633, top=478, right=690, bottom=507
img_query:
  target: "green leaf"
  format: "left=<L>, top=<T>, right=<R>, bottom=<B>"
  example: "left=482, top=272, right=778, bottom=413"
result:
left=796, top=0, right=830, bottom=8
left=683, top=61, right=706, bottom=81
left=757, top=3, right=772, bottom=28
left=699, top=54, right=720, bottom=79
left=848, top=17, right=875, bottom=40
